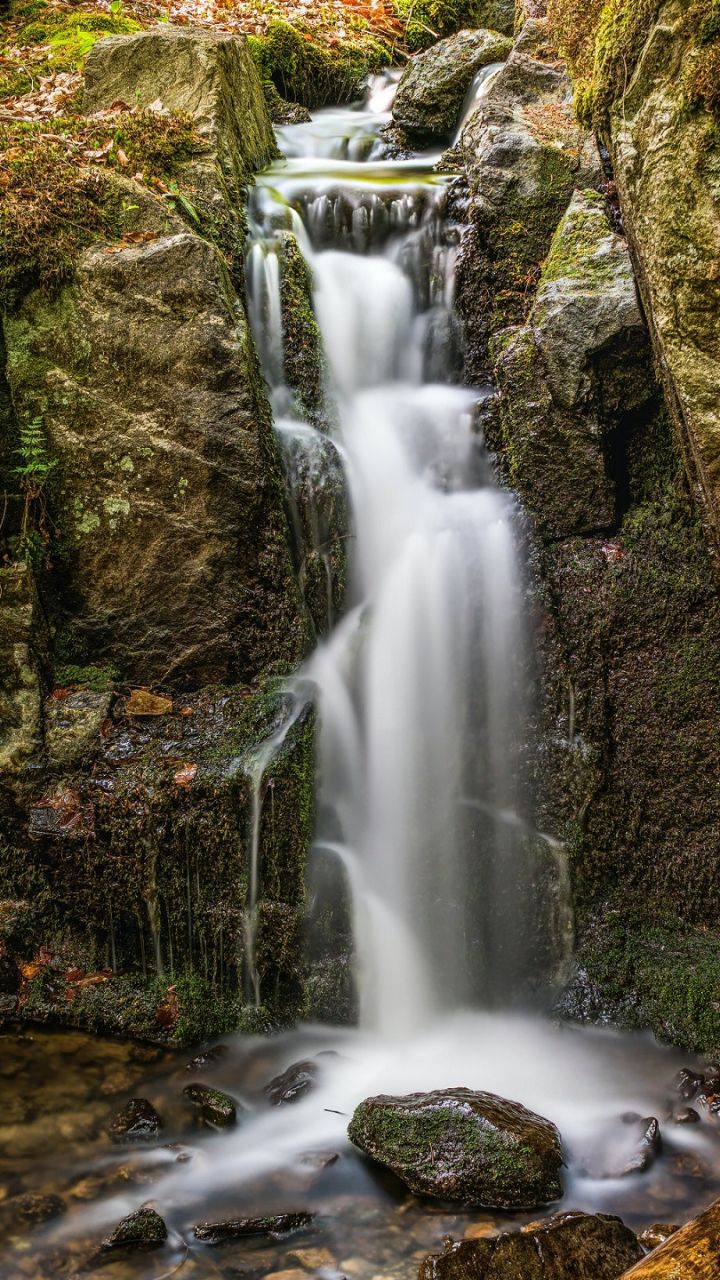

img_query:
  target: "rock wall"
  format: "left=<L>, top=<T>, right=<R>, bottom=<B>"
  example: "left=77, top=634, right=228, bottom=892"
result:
left=457, top=5, right=720, bottom=1050
left=0, top=28, right=317, bottom=1043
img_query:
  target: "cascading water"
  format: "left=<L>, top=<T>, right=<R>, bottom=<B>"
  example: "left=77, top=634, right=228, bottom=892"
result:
left=16, top=77, right=720, bottom=1280
left=248, top=72, right=549, bottom=1034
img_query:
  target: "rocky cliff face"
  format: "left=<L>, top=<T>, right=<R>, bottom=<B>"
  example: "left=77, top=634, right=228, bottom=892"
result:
left=0, top=27, right=317, bottom=1043
left=456, top=2, right=720, bottom=1050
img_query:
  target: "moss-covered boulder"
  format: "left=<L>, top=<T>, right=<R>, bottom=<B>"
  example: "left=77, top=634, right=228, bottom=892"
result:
left=496, top=189, right=653, bottom=538
left=4, top=231, right=308, bottom=688
left=348, top=1088, right=563, bottom=1208
left=421, top=1211, right=642, bottom=1280
left=102, top=1205, right=167, bottom=1252
left=456, top=18, right=600, bottom=379
left=392, top=27, right=513, bottom=142
left=248, top=18, right=388, bottom=110
left=84, top=26, right=276, bottom=184
left=392, top=1, right=516, bottom=50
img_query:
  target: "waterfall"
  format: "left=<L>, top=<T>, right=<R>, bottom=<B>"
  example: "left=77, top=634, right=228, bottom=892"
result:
left=247, top=76, right=551, bottom=1037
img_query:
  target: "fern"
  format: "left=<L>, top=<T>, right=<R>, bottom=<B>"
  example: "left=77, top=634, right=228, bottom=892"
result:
left=13, top=417, right=56, bottom=567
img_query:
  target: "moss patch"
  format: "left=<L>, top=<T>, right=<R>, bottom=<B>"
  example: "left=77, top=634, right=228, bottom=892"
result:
left=247, top=18, right=388, bottom=109
left=391, top=0, right=515, bottom=50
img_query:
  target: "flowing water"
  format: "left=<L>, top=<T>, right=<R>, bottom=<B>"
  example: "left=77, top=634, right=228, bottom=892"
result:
left=3, top=76, right=720, bottom=1280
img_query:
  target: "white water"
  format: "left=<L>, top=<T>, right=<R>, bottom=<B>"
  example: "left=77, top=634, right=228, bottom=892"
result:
left=249, top=75, right=545, bottom=1035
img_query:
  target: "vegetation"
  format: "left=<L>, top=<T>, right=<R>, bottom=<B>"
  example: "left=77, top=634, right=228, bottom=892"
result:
left=547, top=0, right=720, bottom=126
left=12, top=416, right=56, bottom=566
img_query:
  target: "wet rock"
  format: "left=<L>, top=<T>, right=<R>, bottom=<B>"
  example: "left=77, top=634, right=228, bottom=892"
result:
left=193, top=1212, right=314, bottom=1244
left=619, top=1196, right=720, bottom=1276
left=673, top=1107, right=700, bottom=1125
left=496, top=188, right=653, bottom=541
left=44, top=689, right=113, bottom=769
left=265, top=1059, right=319, bottom=1106
left=348, top=1088, right=563, bottom=1208
left=639, top=1224, right=680, bottom=1251
left=298, top=1150, right=340, bottom=1171
left=183, top=1083, right=239, bottom=1129
left=420, top=1211, right=642, bottom=1279
left=287, top=1246, right=337, bottom=1270
left=698, top=1069, right=720, bottom=1115
left=582, top=1116, right=661, bottom=1180
left=0, top=1192, right=65, bottom=1234
left=393, top=28, right=513, bottom=143
left=108, top=1097, right=163, bottom=1143
left=101, top=1205, right=168, bottom=1251
left=623, top=1117, right=662, bottom=1176
left=186, top=1044, right=230, bottom=1072
left=674, top=1069, right=703, bottom=1101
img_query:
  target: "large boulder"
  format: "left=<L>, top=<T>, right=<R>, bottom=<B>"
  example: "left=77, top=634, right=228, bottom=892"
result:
left=421, top=1211, right=642, bottom=1280
left=4, top=231, right=308, bottom=688
left=456, top=18, right=600, bottom=377
left=393, top=28, right=513, bottom=142
left=84, top=26, right=276, bottom=186
left=496, top=189, right=654, bottom=539
left=348, top=1088, right=563, bottom=1208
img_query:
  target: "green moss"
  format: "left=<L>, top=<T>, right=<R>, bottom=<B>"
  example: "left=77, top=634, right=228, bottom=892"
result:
left=276, top=231, right=329, bottom=430
left=247, top=19, right=388, bottom=109
left=54, top=662, right=118, bottom=691
left=392, top=0, right=515, bottom=49
left=539, top=188, right=615, bottom=283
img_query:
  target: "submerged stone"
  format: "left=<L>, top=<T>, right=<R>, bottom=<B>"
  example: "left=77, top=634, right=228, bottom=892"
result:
left=264, top=1058, right=319, bottom=1106
left=393, top=28, right=513, bottom=142
left=183, top=1083, right=239, bottom=1129
left=108, top=1097, right=163, bottom=1143
left=185, top=1044, right=231, bottom=1072
left=619, top=1195, right=720, bottom=1276
left=348, top=1088, right=563, bottom=1208
left=420, top=1211, right=642, bottom=1279
left=193, top=1212, right=314, bottom=1244
left=102, top=1205, right=168, bottom=1251
left=639, top=1224, right=680, bottom=1251
left=0, top=1193, right=65, bottom=1236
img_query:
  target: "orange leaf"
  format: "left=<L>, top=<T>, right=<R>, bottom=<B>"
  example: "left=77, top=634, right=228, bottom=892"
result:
left=174, top=763, right=197, bottom=788
left=126, top=688, right=173, bottom=716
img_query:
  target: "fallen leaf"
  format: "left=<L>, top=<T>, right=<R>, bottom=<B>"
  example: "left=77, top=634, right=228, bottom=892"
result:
left=174, top=762, right=198, bottom=788
left=126, top=688, right=173, bottom=716
left=155, top=983, right=179, bottom=1028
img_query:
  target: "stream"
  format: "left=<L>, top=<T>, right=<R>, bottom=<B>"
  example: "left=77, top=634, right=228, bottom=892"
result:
left=2, top=72, right=720, bottom=1280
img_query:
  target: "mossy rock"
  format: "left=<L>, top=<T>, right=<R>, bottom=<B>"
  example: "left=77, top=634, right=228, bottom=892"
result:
left=392, top=0, right=516, bottom=50
left=393, top=27, right=513, bottom=142
left=348, top=1088, right=563, bottom=1208
left=247, top=19, right=388, bottom=109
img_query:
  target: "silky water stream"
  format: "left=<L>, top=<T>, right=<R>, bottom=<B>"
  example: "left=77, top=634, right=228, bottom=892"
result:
left=2, top=77, right=720, bottom=1280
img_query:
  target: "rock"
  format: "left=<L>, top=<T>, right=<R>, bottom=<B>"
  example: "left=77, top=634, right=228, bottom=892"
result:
left=674, top=1069, right=703, bottom=1101
left=0, top=564, right=45, bottom=776
left=622, top=1117, right=661, bottom=1176
left=4, top=228, right=308, bottom=689
left=186, top=1044, right=230, bottom=1072
left=639, top=1224, right=680, bottom=1251
left=420, top=1211, right=642, bottom=1279
left=108, top=1097, right=163, bottom=1143
left=84, top=26, right=276, bottom=182
left=287, top=1247, right=336, bottom=1270
left=264, top=80, right=311, bottom=125
left=456, top=18, right=601, bottom=377
left=673, top=1107, right=700, bottom=1125
left=393, top=28, right=513, bottom=142
left=0, top=1193, right=65, bottom=1236
left=347, top=1088, right=563, bottom=1208
left=605, top=4, right=720, bottom=536
left=101, top=1205, right=168, bottom=1251
left=496, top=188, right=654, bottom=540
left=617, top=1195, right=720, bottom=1276
left=193, top=1212, right=314, bottom=1243
left=265, top=1059, right=319, bottom=1105
left=45, top=689, right=113, bottom=768
left=183, top=1083, right=239, bottom=1129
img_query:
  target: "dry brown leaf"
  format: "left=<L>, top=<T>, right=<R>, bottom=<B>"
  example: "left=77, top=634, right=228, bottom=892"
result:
left=126, top=688, right=173, bottom=716
left=173, top=762, right=198, bottom=787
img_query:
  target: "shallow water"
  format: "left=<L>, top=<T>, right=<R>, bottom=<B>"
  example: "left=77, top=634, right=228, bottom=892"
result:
left=1, top=1018, right=719, bottom=1278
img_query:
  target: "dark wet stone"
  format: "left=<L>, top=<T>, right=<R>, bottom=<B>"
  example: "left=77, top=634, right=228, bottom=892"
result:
left=0, top=1193, right=65, bottom=1231
left=299, top=1150, right=340, bottom=1171
left=673, top=1106, right=700, bottom=1124
left=193, top=1212, right=314, bottom=1244
left=348, top=1088, right=563, bottom=1209
left=698, top=1071, right=720, bottom=1114
left=622, top=1117, right=661, bottom=1175
left=640, top=1223, right=680, bottom=1251
left=265, top=1059, right=319, bottom=1106
left=674, top=1068, right=703, bottom=1100
left=102, top=1205, right=168, bottom=1251
left=108, top=1097, right=163, bottom=1143
left=183, top=1083, right=238, bottom=1129
left=420, top=1211, right=642, bottom=1279
left=186, top=1044, right=230, bottom=1072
